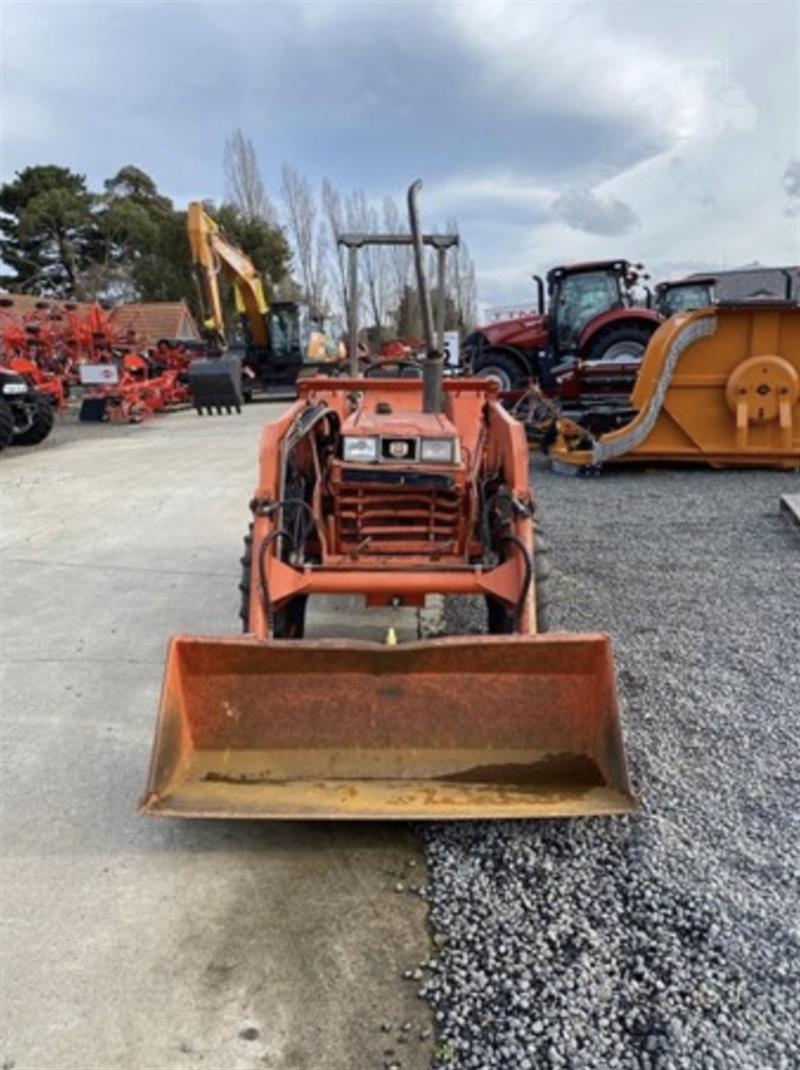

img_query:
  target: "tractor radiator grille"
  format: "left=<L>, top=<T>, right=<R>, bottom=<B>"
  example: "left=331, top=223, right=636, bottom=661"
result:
left=335, top=484, right=463, bottom=554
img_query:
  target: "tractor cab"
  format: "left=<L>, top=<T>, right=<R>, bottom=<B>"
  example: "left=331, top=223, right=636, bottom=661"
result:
left=655, top=278, right=715, bottom=319
left=466, top=259, right=657, bottom=390
left=547, top=260, right=644, bottom=354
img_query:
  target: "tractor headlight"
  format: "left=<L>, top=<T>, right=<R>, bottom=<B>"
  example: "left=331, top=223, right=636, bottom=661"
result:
left=343, top=435, right=379, bottom=463
left=420, top=438, right=456, bottom=463
left=2, top=380, right=27, bottom=396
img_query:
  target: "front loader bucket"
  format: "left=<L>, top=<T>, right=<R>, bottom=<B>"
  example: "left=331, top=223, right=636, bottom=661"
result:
left=140, top=635, right=635, bottom=820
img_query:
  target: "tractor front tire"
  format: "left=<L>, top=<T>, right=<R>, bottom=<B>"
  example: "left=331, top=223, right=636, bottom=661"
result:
left=0, top=399, right=14, bottom=451
left=239, top=525, right=307, bottom=639
left=12, top=395, right=55, bottom=446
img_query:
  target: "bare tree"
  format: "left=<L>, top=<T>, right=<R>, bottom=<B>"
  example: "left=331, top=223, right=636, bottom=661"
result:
left=446, top=216, right=478, bottom=330
left=382, top=195, right=412, bottom=332
left=321, top=178, right=348, bottom=317
left=461, top=255, right=478, bottom=329
left=345, top=189, right=389, bottom=339
left=313, top=222, right=328, bottom=315
left=280, top=164, right=326, bottom=313
left=223, top=129, right=277, bottom=224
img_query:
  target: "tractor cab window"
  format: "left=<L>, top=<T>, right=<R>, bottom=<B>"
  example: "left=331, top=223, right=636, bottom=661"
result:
left=554, top=271, right=622, bottom=351
left=658, top=284, right=712, bottom=318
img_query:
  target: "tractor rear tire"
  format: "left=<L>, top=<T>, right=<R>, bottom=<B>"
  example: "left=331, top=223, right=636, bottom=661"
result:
left=486, top=527, right=550, bottom=634
left=473, top=349, right=529, bottom=391
left=12, top=395, right=55, bottom=446
left=583, top=321, right=655, bottom=363
left=0, top=400, right=14, bottom=451
left=239, top=525, right=307, bottom=639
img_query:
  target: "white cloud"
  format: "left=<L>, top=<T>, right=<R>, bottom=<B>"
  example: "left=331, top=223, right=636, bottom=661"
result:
left=1, top=0, right=797, bottom=307
left=443, top=0, right=755, bottom=143
left=424, top=1, right=798, bottom=302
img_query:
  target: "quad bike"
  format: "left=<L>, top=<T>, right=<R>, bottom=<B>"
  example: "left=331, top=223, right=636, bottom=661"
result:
left=0, top=365, right=56, bottom=451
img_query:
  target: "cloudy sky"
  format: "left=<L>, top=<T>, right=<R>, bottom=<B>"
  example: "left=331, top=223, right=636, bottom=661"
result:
left=1, top=0, right=798, bottom=307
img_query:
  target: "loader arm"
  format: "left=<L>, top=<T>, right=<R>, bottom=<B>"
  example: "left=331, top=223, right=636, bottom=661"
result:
left=187, top=202, right=269, bottom=348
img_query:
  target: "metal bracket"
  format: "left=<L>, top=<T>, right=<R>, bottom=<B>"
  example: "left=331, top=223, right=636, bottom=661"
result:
left=338, top=228, right=459, bottom=374
left=337, top=233, right=458, bottom=249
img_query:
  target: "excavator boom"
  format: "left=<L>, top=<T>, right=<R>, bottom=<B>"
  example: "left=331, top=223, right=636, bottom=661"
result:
left=187, top=202, right=269, bottom=348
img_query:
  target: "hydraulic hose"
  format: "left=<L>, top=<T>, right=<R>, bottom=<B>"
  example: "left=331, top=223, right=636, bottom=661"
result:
left=257, top=527, right=294, bottom=630
left=497, top=533, right=533, bottom=628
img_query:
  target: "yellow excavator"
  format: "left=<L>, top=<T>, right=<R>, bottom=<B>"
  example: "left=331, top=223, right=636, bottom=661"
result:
left=187, top=202, right=342, bottom=410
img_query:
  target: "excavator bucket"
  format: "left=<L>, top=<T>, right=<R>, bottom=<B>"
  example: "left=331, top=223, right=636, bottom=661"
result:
left=188, top=356, right=243, bottom=414
left=140, top=634, right=634, bottom=820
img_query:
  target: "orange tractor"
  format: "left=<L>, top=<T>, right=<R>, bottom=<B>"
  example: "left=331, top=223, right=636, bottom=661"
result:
left=141, top=183, right=633, bottom=821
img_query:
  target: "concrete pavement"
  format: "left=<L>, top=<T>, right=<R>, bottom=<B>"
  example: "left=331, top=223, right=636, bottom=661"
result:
left=1, top=406, right=433, bottom=1070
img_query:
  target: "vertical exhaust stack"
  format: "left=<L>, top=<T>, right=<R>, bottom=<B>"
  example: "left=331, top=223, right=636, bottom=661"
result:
left=407, top=180, right=444, bottom=414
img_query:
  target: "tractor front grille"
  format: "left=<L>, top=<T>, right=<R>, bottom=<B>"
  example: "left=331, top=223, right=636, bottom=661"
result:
left=334, top=480, right=464, bottom=555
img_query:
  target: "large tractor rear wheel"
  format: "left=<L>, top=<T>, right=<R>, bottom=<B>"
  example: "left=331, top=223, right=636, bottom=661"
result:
left=0, top=399, right=14, bottom=451
left=486, top=527, right=550, bottom=634
left=239, top=525, right=307, bottom=638
left=12, top=395, right=55, bottom=446
left=583, top=321, right=655, bottom=363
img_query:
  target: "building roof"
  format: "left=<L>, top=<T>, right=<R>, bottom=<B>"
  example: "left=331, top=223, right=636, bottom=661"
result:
left=0, top=293, right=95, bottom=316
left=0, top=294, right=200, bottom=345
left=110, top=301, right=200, bottom=345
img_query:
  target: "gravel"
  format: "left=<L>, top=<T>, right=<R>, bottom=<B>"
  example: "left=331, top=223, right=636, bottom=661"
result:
left=421, top=462, right=800, bottom=1070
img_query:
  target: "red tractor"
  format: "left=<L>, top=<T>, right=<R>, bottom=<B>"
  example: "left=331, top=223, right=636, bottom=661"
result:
left=465, top=260, right=660, bottom=390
